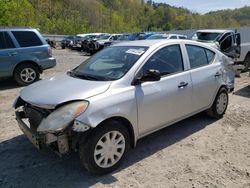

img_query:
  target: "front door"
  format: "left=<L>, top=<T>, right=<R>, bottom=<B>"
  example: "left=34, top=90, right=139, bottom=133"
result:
left=135, top=44, right=193, bottom=136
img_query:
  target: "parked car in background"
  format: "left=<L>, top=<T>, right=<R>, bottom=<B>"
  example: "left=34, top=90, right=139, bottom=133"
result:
left=85, top=34, right=121, bottom=55
left=81, top=33, right=108, bottom=54
left=191, top=29, right=250, bottom=73
left=146, top=33, right=187, bottom=40
left=14, top=39, right=234, bottom=174
left=0, top=28, right=56, bottom=86
left=68, top=36, right=85, bottom=51
left=104, top=32, right=155, bottom=47
left=61, top=36, right=75, bottom=49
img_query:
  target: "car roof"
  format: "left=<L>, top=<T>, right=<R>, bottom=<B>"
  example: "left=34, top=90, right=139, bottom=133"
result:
left=0, top=28, right=39, bottom=32
left=112, top=39, right=188, bottom=47
left=112, top=39, right=220, bottom=53
left=196, top=29, right=233, bottom=33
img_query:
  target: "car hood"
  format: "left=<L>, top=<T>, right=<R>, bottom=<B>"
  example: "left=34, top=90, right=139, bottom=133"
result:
left=20, top=74, right=111, bottom=109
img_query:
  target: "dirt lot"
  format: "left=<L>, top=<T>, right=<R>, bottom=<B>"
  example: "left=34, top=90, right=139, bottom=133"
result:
left=0, top=49, right=249, bottom=188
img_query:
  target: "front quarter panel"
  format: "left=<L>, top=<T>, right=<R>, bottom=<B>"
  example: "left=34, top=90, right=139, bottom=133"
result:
left=75, top=85, right=138, bottom=141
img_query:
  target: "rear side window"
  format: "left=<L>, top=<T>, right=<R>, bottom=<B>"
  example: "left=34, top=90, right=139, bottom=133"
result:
left=12, top=31, right=43, bottom=47
left=142, top=44, right=183, bottom=76
left=170, top=35, right=177, bottom=39
left=0, top=32, right=15, bottom=49
left=179, top=36, right=186, bottom=39
left=186, top=45, right=215, bottom=69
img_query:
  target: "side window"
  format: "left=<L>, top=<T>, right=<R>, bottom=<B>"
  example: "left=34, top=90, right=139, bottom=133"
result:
left=112, top=36, right=118, bottom=40
left=12, top=31, right=43, bottom=47
left=169, top=35, right=177, bottom=39
left=179, top=36, right=186, bottom=39
left=205, top=49, right=215, bottom=63
left=186, top=45, right=215, bottom=69
left=0, top=32, right=15, bottom=49
left=142, top=44, right=183, bottom=76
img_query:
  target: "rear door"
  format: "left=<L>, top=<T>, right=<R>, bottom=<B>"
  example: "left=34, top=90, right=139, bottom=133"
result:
left=136, top=44, right=193, bottom=136
left=219, top=32, right=239, bottom=58
left=11, top=31, right=49, bottom=64
left=0, top=31, right=19, bottom=78
left=185, top=44, right=221, bottom=111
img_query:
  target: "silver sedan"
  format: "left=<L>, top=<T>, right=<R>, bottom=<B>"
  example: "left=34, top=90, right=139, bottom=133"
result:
left=14, top=39, right=234, bottom=174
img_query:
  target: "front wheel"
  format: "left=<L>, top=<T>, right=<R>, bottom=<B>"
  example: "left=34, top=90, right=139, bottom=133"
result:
left=206, top=87, right=228, bottom=119
left=79, top=121, right=130, bottom=175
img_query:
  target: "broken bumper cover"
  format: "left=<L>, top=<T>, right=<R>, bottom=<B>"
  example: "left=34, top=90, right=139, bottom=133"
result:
left=15, top=111, right=72, bottom=154
left=15, top=111, right=42, bottom=149
left=15, top=105, right=90, bottom=155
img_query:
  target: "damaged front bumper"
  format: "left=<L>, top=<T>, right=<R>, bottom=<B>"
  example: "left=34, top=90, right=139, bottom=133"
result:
left=15, top=110, right=71, bottom=155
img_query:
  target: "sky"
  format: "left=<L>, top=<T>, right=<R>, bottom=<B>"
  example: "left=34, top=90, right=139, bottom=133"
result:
left=153, top=0, right=250, bottom=14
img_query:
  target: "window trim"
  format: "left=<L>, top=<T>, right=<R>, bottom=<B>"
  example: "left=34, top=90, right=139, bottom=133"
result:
left=185, top=44, right=216, bottom=70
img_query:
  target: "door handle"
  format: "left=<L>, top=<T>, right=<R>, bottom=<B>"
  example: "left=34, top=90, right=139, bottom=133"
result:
left=214, top=72, right=221, bottom=77
left=8, top=52, right=17, bottom=56
left=178, top=82, right=188, bottom=88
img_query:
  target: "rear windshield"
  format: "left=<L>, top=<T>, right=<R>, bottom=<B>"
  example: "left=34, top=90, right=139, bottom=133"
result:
left=193, top=32, right=222, bottom=42
left=12, top=31, right=43, bottom=47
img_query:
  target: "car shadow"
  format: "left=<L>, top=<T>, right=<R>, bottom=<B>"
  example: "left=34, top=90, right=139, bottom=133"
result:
left=0, top=79, right=20, bottom=90
left=0, top=113, right=215, bottom=188
left=0, top=79, right=45, bottom=91
left=233, top=85, right=250, bottom=98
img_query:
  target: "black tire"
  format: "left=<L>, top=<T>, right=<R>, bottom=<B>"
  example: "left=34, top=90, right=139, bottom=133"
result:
left=206, top=87, right=228, bottom=119
left=242, top=55, right=250, bottom=72
left=79, top=121, right=130, bottom=175
left=61, top=45, right=65, bottom=49
left=14, top=63, right=40, bottom=86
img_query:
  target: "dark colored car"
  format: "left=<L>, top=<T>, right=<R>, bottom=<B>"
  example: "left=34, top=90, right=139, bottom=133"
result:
left=61, top=36, right=75, bottom=49
left=85, top=34, right=122, bottom=55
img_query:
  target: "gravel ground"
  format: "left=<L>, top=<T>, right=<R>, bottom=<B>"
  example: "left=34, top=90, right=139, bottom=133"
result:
left=0, top=49, right=249, bottom=188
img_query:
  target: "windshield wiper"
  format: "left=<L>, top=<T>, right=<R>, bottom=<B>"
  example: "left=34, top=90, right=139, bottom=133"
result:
left=68, top=71, right=111, bottom=81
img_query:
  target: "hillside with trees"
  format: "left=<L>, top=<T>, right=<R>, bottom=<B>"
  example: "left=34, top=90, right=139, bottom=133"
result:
left=0, top=0, right=249, bottom=34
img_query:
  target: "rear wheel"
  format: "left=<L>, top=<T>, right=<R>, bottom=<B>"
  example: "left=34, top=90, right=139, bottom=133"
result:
left=79, top=121, right=130, bottom=175
left=242, top=55, right=250, bottom=72
left=14, top=63, right=40, bottom=86
left=206, top=87, right=228, bottom=119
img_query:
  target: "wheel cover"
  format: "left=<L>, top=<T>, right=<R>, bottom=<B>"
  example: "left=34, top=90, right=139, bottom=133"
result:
left=20, top=68, right=36, bottom=83
left=94, top=131, right=125, bottom=168
left=216, top=92, right=228, bottom=115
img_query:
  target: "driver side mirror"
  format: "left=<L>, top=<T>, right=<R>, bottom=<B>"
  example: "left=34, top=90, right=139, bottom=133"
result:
left=132, top=69, right=161, bottom=85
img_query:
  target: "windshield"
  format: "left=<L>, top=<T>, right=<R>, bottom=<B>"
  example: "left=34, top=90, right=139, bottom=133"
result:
left=147, top=34, right=169, bottom=40
left=193, top=32, right=222, bottom=42
left=70, top=46, right=148, bottom=81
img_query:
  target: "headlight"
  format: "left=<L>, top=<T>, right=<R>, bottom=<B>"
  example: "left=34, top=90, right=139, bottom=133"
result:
left=37, top=101, right=88, bottom=133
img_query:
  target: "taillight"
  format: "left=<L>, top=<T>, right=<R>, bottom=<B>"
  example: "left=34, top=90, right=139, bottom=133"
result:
left=48, top=47, right=52, bottom=56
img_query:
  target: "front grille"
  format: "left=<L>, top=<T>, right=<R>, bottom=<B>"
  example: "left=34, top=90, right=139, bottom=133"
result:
left=23, top=105, right=49, bottom=131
